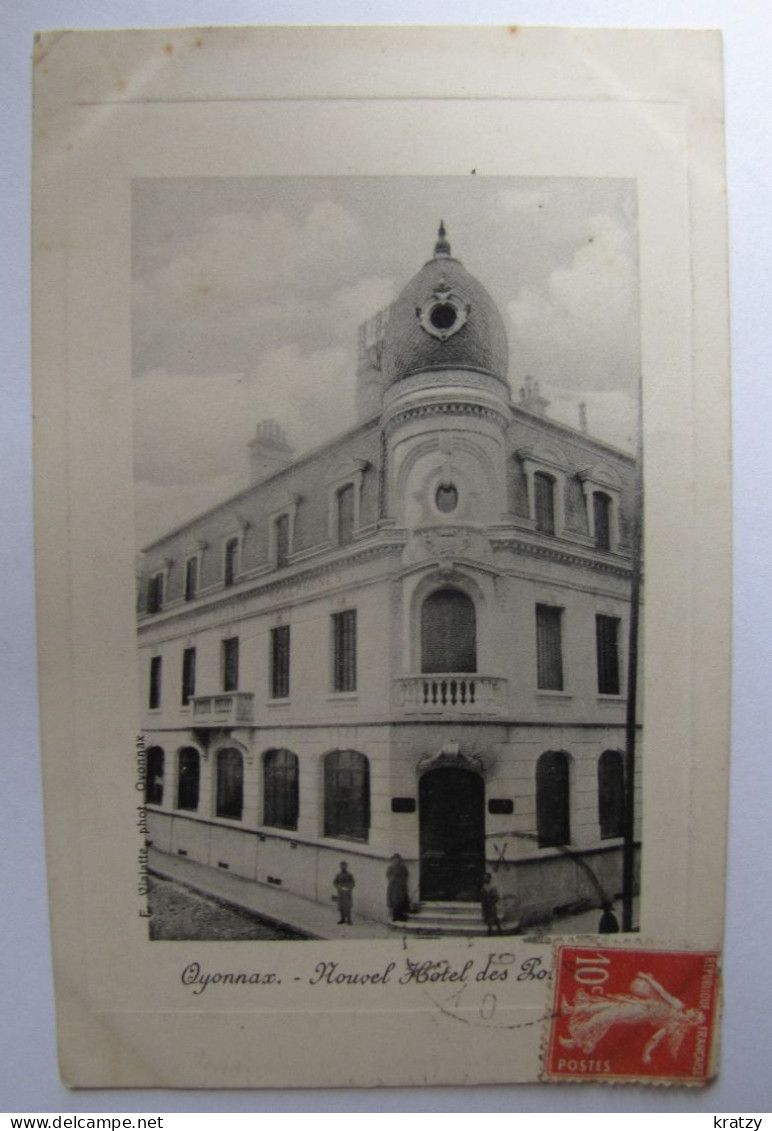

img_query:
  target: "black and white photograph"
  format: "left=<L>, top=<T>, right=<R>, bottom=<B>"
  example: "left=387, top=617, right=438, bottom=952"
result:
left=134, top=175, right=642, bottom=941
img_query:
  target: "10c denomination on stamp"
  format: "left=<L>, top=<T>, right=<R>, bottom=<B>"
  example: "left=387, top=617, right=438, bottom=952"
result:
left=545, top=946, right=720, bottom=1082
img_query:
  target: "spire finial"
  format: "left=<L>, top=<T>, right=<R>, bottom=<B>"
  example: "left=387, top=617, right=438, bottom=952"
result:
left=434, top=220, right=451, bottom=258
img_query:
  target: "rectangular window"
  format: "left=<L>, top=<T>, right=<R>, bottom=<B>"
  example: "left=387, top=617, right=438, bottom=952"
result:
left=148, top=655, right=162, bottom=710
left=536, top=604, right=564, bottom=690
left=181, top=647, right=196, bottom=706
left=270, top=625, right=290, bottom=699
left=596, top=614, right=621, bottom=694
left=147, top=573, right=164, bottom=614
left=337, top=484, right=355, bottom=545
left=332, top=609, right=357, bottom=692
left=184, top=557, right=198, bottom=601
left=275, top=514, right=290, bottom=567
left=222, top=636, right=239, bottom=692
left=224, top=538, right=238, bottom=586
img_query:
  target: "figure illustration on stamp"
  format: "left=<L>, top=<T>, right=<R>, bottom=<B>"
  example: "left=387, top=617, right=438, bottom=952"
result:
left=559, top=971, right=706, bottom=1064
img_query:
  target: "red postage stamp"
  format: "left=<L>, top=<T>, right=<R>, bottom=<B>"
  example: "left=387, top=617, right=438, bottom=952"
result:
left=545, top=946, right=720, bottom=1082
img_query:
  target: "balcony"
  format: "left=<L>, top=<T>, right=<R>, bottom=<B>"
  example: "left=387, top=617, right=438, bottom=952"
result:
left=394, top=675, right=507, bottom=717
left=190, top=692, right=254, bottom=726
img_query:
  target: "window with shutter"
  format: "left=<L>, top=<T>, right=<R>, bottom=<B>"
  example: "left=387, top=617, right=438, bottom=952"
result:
left=421, top=588, right=476, bottom=674
left=332, top=610, right=357, bottom=692
left=535, top=605, right=564, bottom=690
left=337, top=484, right=355, bottom=546
left=275, top=514, right=290, bottom=567
left=596, top=614, right=621, bottom=694
left=148, top=656, right=162, bottom=709
left=181, top=647, right=196, bottom=705
left=222, top=637, right=239, bottom=692
left=534, top=472, right=556, bottom=535
left=270, top=625, right=290, bottom=699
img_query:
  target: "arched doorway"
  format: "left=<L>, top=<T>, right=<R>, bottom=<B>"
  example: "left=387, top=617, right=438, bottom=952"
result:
left=419, top=767, right=485, bottom=901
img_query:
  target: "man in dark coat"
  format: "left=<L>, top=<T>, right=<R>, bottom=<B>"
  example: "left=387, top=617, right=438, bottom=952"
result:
left=480, top=873, right=503, bottom=935
left=333, top=861, right=355, bottom=925
left=386, top=854, right=410, bottom=921
left=598, top=901, right=620, bottom=933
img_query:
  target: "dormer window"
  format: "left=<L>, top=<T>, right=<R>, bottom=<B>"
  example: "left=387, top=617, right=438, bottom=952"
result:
left=184, top=556, right=198, bottom=601
left=336, top=484, right=355, bottom=546
left=147, top=572, right=164, bottom=614
left=593, top=492, right=612, bottom=551
left=269, top=495, right=301, bottom=569
left=534, top=473, right=556, bottom=535
left=275, top=514, right=290, bottom=567
left=327, top=461, right=368, bottom=547
left=517, top=444, right=569, bottom=538
left=224, top=537, right=239, bottom=586
left=578, top=465, right=622, bottom=552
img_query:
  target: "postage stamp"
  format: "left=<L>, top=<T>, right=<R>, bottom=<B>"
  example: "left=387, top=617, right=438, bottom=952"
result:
left=545, top=946, right=720, bottom=1082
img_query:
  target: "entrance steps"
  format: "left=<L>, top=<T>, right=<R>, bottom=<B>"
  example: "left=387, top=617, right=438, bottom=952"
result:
left=395, top=901, right=497, bottom=936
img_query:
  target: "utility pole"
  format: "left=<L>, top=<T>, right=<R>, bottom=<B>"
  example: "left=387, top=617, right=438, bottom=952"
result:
left=622, top=447, right=643, bottom=932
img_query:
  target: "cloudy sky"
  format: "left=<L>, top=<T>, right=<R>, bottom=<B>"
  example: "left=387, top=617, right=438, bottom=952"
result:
left=133, top=176, right=640, bottom=547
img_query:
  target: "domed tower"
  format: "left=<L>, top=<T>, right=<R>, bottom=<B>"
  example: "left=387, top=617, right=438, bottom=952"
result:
left=381, top=223, right=512, bottom=538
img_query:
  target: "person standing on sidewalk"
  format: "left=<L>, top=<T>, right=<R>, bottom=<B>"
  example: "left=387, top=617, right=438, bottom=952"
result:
left=386, top=853, right=410, bottom=922
left=480, top=873, right=503, bottom=936
left=333, top=861, right=355, bottom=925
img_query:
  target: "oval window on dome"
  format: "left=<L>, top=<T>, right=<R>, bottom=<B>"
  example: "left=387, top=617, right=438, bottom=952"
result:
left=435, top=484, right=459, bottom=514
left=429, top=303, right=458, bottom=331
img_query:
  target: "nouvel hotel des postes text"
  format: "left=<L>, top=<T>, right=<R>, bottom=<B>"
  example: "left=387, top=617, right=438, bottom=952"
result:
left=137, top=223, right=641, bottom=935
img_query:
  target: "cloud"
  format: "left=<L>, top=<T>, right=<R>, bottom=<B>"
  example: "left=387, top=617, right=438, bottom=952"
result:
left=133, top=201, right=396, bottom=375
left=507, top=213, right=639, bottom=394
left=133, top=346, right=356, bottom=491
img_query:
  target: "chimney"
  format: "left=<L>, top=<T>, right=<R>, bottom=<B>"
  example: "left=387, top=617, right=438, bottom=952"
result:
left=518, top=375, right=550, bottom=416
left=579, top=402, right=588, bottom=433
left=247, top=420, right=294, bottom=485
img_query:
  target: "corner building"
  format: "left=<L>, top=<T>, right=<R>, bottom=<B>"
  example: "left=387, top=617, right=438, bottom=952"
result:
left=138, top=226, right=641, bottom=931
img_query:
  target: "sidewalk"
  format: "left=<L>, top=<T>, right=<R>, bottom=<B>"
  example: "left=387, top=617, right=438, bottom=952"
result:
left=148, top=848, right=394, bottom=940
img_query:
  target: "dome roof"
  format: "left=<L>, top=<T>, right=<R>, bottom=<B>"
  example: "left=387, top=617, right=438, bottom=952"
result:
left=381, top=223, right=510, bottom=388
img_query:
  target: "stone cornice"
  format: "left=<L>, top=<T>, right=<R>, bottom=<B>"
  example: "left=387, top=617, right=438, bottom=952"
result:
left=491, top=536, right=636, bottom=579
left=383, top=400, right=508, bottom=435
left=138, top=537, right=405, bottom=634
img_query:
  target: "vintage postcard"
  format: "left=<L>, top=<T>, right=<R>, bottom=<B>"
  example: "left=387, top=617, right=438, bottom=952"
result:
left=32, top=26, right=730, bottom=1087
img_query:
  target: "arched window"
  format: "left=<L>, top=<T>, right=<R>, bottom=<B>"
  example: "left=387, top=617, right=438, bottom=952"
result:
left=263, top=748, right=299, bottom=829
left=598, top=749, right=625, bottom=839
left=536, top=750, right=571, bottom=848
left=216, top=748, right=243, bottom=820
left=421, top=588, right=477, bottom=674
left=145, top=746, right=165, bottom=807
left=534, top=472, right=556, bottom=535
left=323, top=750, right=370, bottom=841
left=593, top=492, right=612, bottom=550
left=176, top=747, right=200, bottom=811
